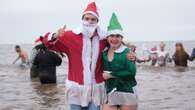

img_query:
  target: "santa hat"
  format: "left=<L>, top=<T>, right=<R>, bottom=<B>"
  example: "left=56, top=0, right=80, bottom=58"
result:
left=83, top=2, right=99, bottom=19
left=34, top=36, right=43, bottom=46
left=107, top=12, right=124, bottom=37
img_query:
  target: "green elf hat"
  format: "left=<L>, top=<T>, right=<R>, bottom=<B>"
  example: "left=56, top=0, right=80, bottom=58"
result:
left=107, top=12, right=124, bottom=37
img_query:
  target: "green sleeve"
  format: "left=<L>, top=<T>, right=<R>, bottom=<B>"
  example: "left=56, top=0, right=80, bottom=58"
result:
left=110, top=60, right=136, bottom=79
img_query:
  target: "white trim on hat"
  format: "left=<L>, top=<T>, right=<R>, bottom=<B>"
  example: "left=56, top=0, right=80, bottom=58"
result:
left=83, top=11, right=99, bottom=19
left=72, top=26, right=106, bottom=40
left=114, top=44, right=128, bottom=53
left=107, top=29, right=124, bottom=37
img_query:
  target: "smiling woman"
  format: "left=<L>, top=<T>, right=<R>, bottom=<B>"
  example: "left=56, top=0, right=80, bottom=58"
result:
left=102, top=13, right=138, bottom=110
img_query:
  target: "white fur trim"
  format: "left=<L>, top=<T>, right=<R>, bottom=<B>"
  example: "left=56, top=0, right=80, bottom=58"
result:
left=66, top=79, right=104, bottom=89
left=65, top=80, right=106, bottom=106
left=114, top=44, right=128, bottom=53
left=48, top=33, right=53, bottom=40
left=91, top=35, right=100, bottom=83
left=72, top=26, right=106, bottom=85
left=103, top=45, right=127, bottom=53
left=107, top=29, right=124, bottom=37
left=83, top=11, right=99, bottom=19
left=72, top=26, right=106, bottom=40
left=81, top=35, right=100, bottom=85
left=82, top=35, right=92, bottom=85
left=72, top=27, right=82, bottom=35
left=103, top=47, right=108, bottom=52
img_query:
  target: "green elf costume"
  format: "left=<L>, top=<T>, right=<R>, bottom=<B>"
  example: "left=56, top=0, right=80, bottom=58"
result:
left=102, top=13, right=138, bottom=106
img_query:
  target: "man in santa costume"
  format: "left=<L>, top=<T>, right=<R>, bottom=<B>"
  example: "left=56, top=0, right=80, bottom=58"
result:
left=43, top=2, right=107, bottom=110
left=43, top=2, right=136, bottom=110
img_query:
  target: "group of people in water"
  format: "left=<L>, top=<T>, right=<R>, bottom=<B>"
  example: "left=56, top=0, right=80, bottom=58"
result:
left=12, top=2, right=195, bottom=110
left=127, top=41, right=195, bottom=67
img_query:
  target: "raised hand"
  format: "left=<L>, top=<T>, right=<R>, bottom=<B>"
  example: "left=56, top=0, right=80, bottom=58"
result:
left=102, top=72, right=113, bottom=80
left=126, top=52, right=136, bottom=61
left=56, top=25, right=66, bottom=37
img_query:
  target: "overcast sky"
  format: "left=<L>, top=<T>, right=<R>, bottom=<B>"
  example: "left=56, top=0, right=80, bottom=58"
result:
left=0, top=0, right=195, bottom=44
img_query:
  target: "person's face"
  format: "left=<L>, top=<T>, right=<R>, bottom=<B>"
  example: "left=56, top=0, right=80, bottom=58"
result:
left=160, top=43, right=165, bottom=50
left=83, top=13, right=98, bottom=24
left=176, top=45, right=181, bottom=51
left=107, top=34, right=123, bottom=49
left=15, top=48, right=21, bottom=53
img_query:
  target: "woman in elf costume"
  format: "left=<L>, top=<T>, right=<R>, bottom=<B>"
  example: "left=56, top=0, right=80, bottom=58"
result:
left=102, top=13, right=138, bottom=110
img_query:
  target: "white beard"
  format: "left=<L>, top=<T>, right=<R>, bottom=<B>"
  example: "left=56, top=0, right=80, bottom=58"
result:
left=82, top=21, right=98, bottom=38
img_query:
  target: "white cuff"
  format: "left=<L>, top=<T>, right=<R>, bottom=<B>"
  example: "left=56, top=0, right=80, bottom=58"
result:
left=48, top=33, right=53, bottom=40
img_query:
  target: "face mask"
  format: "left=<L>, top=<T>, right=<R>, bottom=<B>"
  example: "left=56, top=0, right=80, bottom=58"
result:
left=82, top=20, right=98, bottom=38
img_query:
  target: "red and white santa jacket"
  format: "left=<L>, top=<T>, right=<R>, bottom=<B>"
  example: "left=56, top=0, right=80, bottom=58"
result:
left=43, top=27, right=107, bottom=106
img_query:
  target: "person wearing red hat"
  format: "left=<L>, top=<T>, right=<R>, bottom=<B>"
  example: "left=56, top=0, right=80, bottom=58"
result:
left=148, top=46, right=158, bottom=66
left=43, top=2, right=106, bottom=110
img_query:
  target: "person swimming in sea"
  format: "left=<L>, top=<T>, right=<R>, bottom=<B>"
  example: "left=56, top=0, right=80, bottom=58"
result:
left=148, top=46, right=158, bottom=66
left=13, top=45, right=29, bottom=68
left=126, top=43, right=148, bottom=64
left=146, top=42, right=172, bottom=67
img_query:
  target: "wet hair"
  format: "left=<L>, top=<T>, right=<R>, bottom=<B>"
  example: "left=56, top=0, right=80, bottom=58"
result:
left=15, top=45, right=20, bottom=49
left=173, top=42, right=190, bottom=66
left=175, top=43, right=185, bottom=52
left=174, top=42, right=188, bottom=60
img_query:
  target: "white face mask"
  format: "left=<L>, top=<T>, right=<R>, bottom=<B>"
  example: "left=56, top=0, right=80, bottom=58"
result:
left=82, top=20, right=98, bottom=38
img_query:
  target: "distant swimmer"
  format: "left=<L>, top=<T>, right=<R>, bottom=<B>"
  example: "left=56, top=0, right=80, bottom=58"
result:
left=156, top=42, right=172, bottom=66
left=148, top=46, right=158, bottom=66
left=13, top=45, right=29, bottom=68
left=126, top=43, right=148, bottom=63
left=147, top=42, right=172, bottom=67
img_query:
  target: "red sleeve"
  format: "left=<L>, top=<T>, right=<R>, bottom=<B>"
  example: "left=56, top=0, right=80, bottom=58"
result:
left=43, top=32, right=66, bottom=53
